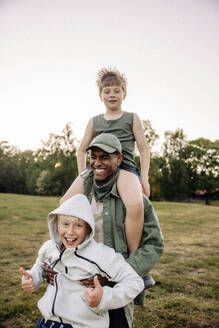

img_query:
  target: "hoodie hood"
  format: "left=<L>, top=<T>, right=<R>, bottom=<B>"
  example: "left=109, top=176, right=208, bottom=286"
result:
left=48, top=194, right=95, bottom=248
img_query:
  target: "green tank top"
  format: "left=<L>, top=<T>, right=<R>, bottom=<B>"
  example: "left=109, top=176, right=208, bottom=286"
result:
left=93, top=111, right=136, bottom=166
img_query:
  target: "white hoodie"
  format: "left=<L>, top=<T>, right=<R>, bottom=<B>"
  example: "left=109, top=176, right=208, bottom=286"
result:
left=28, top=194, right=144, bottom=328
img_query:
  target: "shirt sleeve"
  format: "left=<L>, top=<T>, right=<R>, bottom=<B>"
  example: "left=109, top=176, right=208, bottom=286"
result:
left=28, top=241, right=50, bottom=288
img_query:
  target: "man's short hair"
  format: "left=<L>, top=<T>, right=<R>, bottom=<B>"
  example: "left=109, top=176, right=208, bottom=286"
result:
left=96, top=67, right=127, bottom=94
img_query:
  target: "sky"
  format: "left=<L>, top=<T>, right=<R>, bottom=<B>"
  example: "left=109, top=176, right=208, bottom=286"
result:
left=1, top=0, right=219, bottom=152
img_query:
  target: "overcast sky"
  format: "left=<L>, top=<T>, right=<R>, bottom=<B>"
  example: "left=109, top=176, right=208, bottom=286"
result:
left=1, top=0, right=219, bottom=152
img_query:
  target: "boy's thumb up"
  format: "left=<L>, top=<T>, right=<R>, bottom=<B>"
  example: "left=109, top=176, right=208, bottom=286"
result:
left=93, top=275, right=102, bottom=291
left=85, top=275, right=103, bottom=307
left=19, top=267, right=32, bottom=280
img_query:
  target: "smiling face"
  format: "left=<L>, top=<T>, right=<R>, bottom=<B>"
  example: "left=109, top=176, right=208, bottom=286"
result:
left=57, top=215, right=90, bottom=248
left=90, top=148, right=123, bottom=184
left=100, top=85, right=126, bottom=112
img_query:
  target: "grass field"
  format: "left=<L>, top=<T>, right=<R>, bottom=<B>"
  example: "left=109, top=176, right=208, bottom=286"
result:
left=0, top=193, right=218, bottom=328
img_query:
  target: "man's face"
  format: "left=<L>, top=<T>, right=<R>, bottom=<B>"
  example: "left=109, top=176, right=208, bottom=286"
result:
left=90, top=148, right=123, bottom=184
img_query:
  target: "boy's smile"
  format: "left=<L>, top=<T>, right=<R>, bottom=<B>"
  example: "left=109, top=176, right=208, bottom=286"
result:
left=58, top=215, right=90, bottom=248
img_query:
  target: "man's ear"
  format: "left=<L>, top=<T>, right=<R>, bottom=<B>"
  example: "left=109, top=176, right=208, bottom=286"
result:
left=117, top=154, right=123, bottom=166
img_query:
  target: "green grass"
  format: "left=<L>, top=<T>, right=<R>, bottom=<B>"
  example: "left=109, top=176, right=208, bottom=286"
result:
left=0, top=194, right=218, bottom=328
left=195, top=200, right=219, bottom=207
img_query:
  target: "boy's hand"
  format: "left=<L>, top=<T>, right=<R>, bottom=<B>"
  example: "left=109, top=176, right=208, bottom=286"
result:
left=85, top=275, right=103, bottom=307
left=19, top=267, right=35, bottom=293
left=141, top=177, right=150, bottom=198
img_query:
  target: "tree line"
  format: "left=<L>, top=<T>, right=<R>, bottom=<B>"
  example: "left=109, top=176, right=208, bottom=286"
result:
left=0, top=122, right=218, bottom=203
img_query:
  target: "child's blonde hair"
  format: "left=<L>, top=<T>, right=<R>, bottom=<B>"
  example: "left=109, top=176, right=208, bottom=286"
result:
left=58, top=214, right=83, bottom=224
left=96, top=67, right=127, bottom=94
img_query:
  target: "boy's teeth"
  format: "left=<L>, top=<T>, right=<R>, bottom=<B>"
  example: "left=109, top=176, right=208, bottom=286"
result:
left=66, top=237, right=76, bottom=242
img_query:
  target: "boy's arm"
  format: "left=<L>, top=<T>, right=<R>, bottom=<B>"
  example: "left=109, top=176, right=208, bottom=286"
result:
left=19, top=267, right=35, bottom=293
left=24, top=241, right=51, bottom=288
left=77, top=118, right=94, bottom=174
left=19, top=260, right=43, bottom=291
left=87, top=247, right=144, bottom=312
left=133, top=113, right=150, bottom=197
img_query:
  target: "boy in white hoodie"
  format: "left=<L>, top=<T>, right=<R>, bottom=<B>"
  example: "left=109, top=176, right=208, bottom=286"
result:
left=19, top=194, right=144, bottom=328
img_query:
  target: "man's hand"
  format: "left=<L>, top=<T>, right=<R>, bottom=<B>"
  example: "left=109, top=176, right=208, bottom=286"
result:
left=80, top=275, right=109, bottom=288
left=43, top=262, right=58, bottom=285
left=19, top=267, right=35, bottom=293
left=85, top=275, right=103, bottom=307
left=141, top=177, right=150, bottom=198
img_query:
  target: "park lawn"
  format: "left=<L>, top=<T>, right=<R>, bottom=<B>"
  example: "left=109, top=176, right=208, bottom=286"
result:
left=0, top=194, right=218, bottom=328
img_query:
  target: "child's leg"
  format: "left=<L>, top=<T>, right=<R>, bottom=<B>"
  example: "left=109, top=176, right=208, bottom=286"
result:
left=117, top=169, right=144, bottom=254
left=109, top=308, right=129, bottom=328
left=36, top=318, right=45, bottom=328
left=60, top=175, right=84, bottom=205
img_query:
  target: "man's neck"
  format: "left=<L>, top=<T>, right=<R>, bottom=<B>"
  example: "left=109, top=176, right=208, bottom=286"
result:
left=92, top=168, right=119, bottom=202
left=95, top=174, right=116, bottom=186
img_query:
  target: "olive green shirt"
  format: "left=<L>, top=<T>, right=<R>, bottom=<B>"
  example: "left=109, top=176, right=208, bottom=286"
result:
left=93, top=111, right=136, bottom=166
left=81, top=169, right=164, bottom=328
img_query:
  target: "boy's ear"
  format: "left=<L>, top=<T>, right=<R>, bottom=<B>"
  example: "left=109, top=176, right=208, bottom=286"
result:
left=99, top=91, right=103, bottom=101
left=123, top=90, right=127, bottom=99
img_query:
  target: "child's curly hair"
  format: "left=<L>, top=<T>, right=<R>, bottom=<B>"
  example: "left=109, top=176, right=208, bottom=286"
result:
left=96, top=67, right=127, bottom=94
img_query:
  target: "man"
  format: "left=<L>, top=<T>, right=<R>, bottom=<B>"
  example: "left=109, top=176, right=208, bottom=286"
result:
left=46, top=133, right=164, bottom=328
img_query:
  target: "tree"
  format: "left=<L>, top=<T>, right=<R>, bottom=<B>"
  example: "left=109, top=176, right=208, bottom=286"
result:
left=183, top=138, right=219, bottom=204
left=160, top=129, right=190, bottom=201
left=142, top=120, right=159, bottom=149
left=0, top=124, right=78, bottom=196
left=162, top=129, right=187, bottom=159
left=0, top=142, right=22, bottom=193
left=159, top=131, right=219, bottom=203
left=34, top=123, right=78, bottom=196
left=149, top=156, right=163, bottom=200
left=0, top=142, right=37, bottom=194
